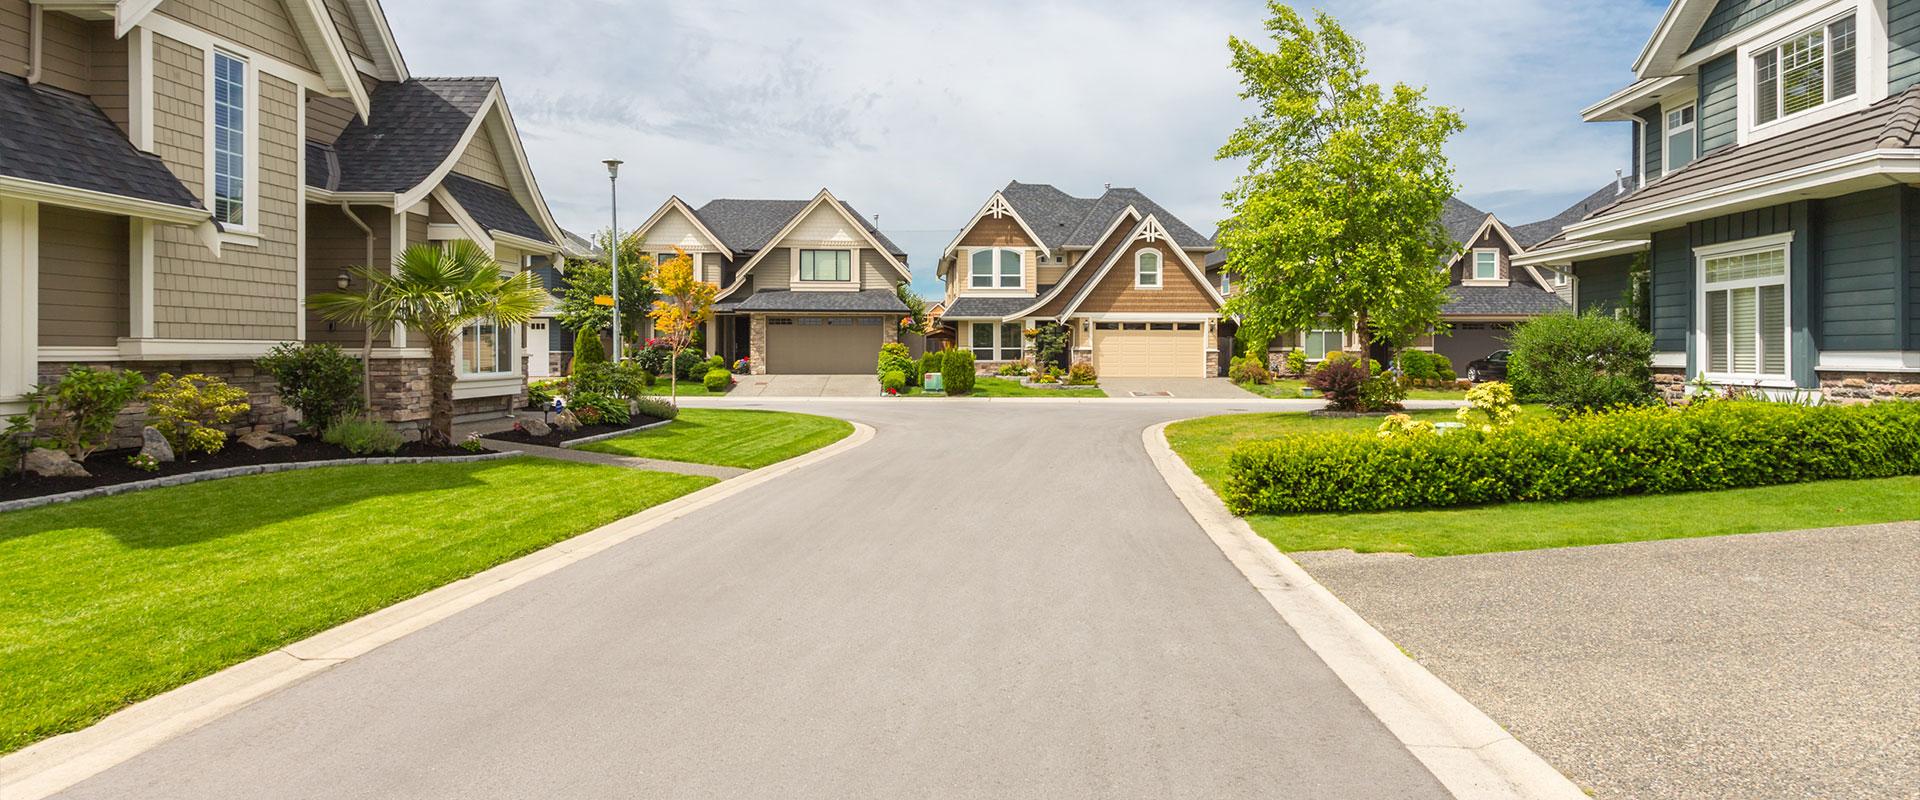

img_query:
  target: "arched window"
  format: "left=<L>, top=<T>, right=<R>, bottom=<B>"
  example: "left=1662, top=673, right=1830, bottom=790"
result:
left=1135, top=250, right=1162, bottom=289
left=969, top=248, right=1024, bottom=289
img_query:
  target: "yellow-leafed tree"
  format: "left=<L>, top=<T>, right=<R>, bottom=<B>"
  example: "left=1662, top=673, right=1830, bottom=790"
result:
left=648, top=247, right=717, bottom=403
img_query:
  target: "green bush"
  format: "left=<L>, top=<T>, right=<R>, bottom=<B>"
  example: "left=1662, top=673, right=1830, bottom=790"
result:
left=1508, top=312, right=1657, bottom=411
left=920, top=349, right=948, bottom=382
left=1066, top=362, right=1098, bottom=386
left=705, top=355, right=726, bottom=373
left=1228, top=356, right=1271, bottom=385
left=703, top=368, right=732, bottom=392
left=15, top=366, right=147, bottom=460
left=321, top=418, right=404, bottom=455
left=1397, top=349, right=1437, bottom=381
left=527, top=379, right=565, bottom=409
left=672, top=349, right=706, bottom=381
left=572, top=331, right=606, bottom=366
left=1432, top=352, right=1458, bottom=382
left=942, top=349, right=977, bottom=395
left=634, top=345, right=670, bottom=376
left=569, top=391, right=628, bottom=426
left=1284, top=350, right=1307, bottom=376
left=632, top=396, right=678, bottom=421
left=1359, top=374, right=1407, bottom=411
left=877, top=342, right=916, bottom=387
left=1222, top=401, right=1920, bottom=515
left=881, top=370, right=907, bottom=393
left=144, top=373, right=251, bottom=455
left=257, top=342, right=361, bottom=433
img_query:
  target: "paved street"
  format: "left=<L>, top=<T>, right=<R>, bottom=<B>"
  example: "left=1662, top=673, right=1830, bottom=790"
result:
left=59, top=401, right=1446, bottom=799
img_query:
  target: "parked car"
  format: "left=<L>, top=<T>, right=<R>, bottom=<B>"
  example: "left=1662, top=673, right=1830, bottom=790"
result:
left=1465, top=350, right=1510, bottom=383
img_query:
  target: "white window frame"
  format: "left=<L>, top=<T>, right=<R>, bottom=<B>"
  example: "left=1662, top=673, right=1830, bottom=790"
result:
left=1694, top=233, right=1793, bottom=384
left=457, top=317, right=516, bottom=377
left=1471, top=249, right=1500, bottom=281
left=1135, top=249, right=1162, bottom=289
left=797, top=248, right=852, bottom=283
left=1664, top=102, right=1697, bottom=174
left=1742, top=8, right=1870, bottom=141
left=965, top=247, right=1025, bottom=291
left=967, top=321, right=1024, bottom=361
left=204, top=49, right=259, bottom=241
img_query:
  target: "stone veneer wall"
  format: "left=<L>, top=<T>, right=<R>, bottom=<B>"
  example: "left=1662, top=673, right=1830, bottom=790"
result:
left=1819, top=371, right=1920, bottom=403
left=37, top=359, right=293, bottom=450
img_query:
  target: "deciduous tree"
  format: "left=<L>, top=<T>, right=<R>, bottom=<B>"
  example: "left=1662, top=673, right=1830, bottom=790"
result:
left=648, top=248, right=717, bottom=404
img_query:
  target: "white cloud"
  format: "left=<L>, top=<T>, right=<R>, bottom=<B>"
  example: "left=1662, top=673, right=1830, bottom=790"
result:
left=384, top=0, right=1666, bottom=296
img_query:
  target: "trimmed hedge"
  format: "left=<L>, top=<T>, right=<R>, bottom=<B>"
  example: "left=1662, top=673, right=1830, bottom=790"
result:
left=1223, top=401, right=1920, bottom=515
left=941, top=349, right=977, bottom=395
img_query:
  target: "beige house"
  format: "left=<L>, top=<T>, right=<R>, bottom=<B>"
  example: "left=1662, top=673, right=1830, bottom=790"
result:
left=937, top=182, right=1224, bottom=378
left=628, top=189, right=913, bottom=375
left=0, top=0, right=567, bottom=438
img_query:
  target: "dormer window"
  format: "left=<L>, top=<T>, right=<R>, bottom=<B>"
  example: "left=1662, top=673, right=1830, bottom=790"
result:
left=1665, top=104, right=1696, bottom=172
left=1755, top=15, right=1856, bottom=126
left=968, top=248, right=1023, bottom=289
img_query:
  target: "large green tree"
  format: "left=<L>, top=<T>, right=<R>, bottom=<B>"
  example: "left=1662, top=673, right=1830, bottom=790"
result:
left=1216, top=4, right=1464, bottom=373
left=556, top=228, right=656, bottom=351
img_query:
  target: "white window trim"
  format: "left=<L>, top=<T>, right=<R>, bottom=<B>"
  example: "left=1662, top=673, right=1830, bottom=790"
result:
left=1693, top=233, right=1793, bottom=383
left=967, top=321, right=1025, bottom=361
left=1463, top=248, right=1509, bottom=287
left=1734, top=1, right=1883, bottom=147
left=1134, top=249, right=1162, bottom=290
left=455, top=318, right=519, bottom=378
left=963, top=247, right=1027, bottom=293
left=203, top=48, right=261, bottom=244
left=1663, top=101, right=1697, bottom=175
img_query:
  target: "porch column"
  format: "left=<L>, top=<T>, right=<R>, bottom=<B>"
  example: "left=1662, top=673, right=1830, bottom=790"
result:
left=749, top=314, right=767, bottom=375
left=0, top=198, right=40, bottom=409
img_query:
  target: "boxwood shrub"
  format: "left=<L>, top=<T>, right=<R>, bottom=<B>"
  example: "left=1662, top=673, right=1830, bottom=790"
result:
left=1222, top=400, right=1920, bottom=515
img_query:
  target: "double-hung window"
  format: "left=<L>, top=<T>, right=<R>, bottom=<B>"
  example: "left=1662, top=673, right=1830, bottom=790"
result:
left=1135, top=250, right=1162, bottom=288
left=799, top=249, right=851, bottom=282
left=1472, top=250, right=1499, bottom=281
left=461, top=318, right=513, bottom=375
left=968, top=248, right=1023, bottom=289
left=210, top=51, right=248, bottom=227
left=968, top=322, right=1024, bottom=360
left=1700, top=243, right=1789, bottom=380
left=1755, top=15, right=1856, bottom=125
left=1665, top=104, right=1697, bottom=172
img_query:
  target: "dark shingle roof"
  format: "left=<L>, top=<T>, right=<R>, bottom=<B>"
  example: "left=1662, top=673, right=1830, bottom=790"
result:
left=306, top=141, right=339, bottom=191
left=999, top=181, right=1212, bottom=250
left=442, top=173, right=549, bottom=243
left=1441, top=197, right=1488, bottom=246
left=1442, top=284, right=1569, bottom=317
left=1511, top=182, right=1635, bottom=248
left=721, top=289, right=909, bottom=314
left=324, top=78, right=495, bottom=193
left=943, top=296, right=1041, bottom=318
left=691, top=198, right=907, bottom=258
left=0, top=75, right=202, bottom=211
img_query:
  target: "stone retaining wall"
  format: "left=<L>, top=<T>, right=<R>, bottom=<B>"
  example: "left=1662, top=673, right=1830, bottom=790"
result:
left=38, top=359, right=293, bottom=450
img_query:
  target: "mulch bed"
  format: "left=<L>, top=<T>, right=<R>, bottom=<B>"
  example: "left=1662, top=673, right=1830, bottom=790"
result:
left=1, top=437, right=470, bottom=503
left=481, top=413, right=669, bottom=448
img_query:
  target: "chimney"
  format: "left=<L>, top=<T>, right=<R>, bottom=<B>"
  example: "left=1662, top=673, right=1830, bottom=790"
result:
left=1615, top=169, right=1626, bottom=195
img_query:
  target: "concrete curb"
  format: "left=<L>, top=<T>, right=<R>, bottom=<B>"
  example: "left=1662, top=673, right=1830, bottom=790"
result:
left=0, top=451, right=523, bottom=515
left=685, top=395, right=1470, bottom=408
left=1141, top=421, right=1587, bottom=800
left=0, top=422, right=876, bottom=800
left=557, top=418, right=672, bottom=448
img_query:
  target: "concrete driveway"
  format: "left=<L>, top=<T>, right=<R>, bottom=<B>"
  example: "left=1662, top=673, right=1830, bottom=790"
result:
left=1296, top=522, right=1920, bottom=800
left=1099, top=377, right=1258, bottom=399
left=57, top=401, right=1446, bottom=799
left=728, top=373, right=877, bottom=397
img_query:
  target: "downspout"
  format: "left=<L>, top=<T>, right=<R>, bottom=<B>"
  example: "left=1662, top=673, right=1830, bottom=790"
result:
left=338, top=204, right=378, bottom=413
left=25, top=5, right=43, bottom=85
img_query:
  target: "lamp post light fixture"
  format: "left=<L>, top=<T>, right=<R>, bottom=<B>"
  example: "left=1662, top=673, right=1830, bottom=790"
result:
left=604, top=158, right=624, bottom=363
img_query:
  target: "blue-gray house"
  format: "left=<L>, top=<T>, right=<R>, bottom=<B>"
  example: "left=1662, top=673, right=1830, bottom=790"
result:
left=1518, top=0, right=1920, bottom=402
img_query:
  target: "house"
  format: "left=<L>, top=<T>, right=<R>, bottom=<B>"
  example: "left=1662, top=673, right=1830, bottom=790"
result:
left=626, top=189, right=912, bottom=375
left=936, top=181, right=1224, bottom=378
left=525, top=230, right=598, bottom=377
left=0, top=0, right=569, bottom=439
left=1516, top=0, right=1920, bottom=402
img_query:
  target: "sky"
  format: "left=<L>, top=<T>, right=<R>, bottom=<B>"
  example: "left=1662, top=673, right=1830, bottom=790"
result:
left=385, top=0, right=1669, bottom=298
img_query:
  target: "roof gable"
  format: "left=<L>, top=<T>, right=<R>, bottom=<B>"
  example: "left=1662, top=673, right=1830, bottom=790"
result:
left=138, top=0, right=371, bottom=118
left=635, top=197, right=730, bottom=254
left=997, top=181, right=1213, bottom=251
left=1057, top=216, right=1225, bottom=318
left=715, top=189, right=911, bottom=299
left=943, top=191, right=1049, bottom=260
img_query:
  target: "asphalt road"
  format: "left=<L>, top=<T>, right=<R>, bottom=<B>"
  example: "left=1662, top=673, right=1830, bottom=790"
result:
left=59, top=400, right=1448, bottom=800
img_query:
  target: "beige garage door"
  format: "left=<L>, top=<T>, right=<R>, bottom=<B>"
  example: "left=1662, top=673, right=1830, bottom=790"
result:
left=764, top=316, right=884, bottom=374
left=1092, top=323, right=1205, bottom=378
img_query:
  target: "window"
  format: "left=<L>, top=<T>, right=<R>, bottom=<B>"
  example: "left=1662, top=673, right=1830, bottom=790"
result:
left=1665, top=104, right=1696, bottom=172
left=211, top=51, right=247, bottom=226
left=1554, top=270, right=1569, bottom=287
left=967, top=322, right=1023, bottom=360
left=968, top=248, right=1023, bottom=289
left=799, top=249, right=851, bottom=282
left=1219, top=272, right=1232, bottom=294
left=1135, top=250, right=1161, bottom=288
left=1472, top=250, right=1499, bottom=281
left=1303, top=329, right=1343, bottom=360
left=999, top=323, right=1022, bottom=361
left=1700, top=244, right=1789, bottom=379
left=460, top=319, right=512, bottom=374
left=1175, top=323, right=1202, bottom=331
left=1755, top=15, right=1856, bottom=125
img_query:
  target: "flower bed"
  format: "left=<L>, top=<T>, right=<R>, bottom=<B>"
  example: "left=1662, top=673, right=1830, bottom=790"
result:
left=1, top=438, right=468, bottom=504
left=1223, top=400, right=1920, bottom=515
left=481, top=413, right=670, bottom=448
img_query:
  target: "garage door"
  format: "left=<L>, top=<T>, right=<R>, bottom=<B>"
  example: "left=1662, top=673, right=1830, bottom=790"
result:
left=1092, top=322, right=1205, bottom=378
left=764, top=316, right=884, bottom=374
left=1434, top=322, right=1515, bottom=370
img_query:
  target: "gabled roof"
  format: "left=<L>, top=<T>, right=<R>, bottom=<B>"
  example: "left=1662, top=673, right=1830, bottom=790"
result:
left=323, top=78, right=495, bottom=193
left=1442, top=284, right=1570, bottom=318
left=1055, top=215, right=1224, bottom=319
left=999, top=181, right=1213, bottom=250
left=121, top=0, right=371, bottom=118
left=692, top=198, right=907, bottom=258
left=1511, top=182, right=1635, bottom=248
left=0, top=74, right=204, bottom=218
left=1440, top=197, right=1488, bottom=247
left=441, top=173, right=549, bottom=244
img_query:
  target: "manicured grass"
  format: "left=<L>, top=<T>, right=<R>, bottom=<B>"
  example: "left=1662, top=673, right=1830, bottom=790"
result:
left=908, top=377, right=1106, bottom=398
left=0, top=458, right=715, bottom=754
left=579, top=408, right=853, bottom=468
left=1241, top=378, right=1466, bottom=401
left=1166, top=410, right=1920, bottom=557
left=634, top=380, right=729, bottom=397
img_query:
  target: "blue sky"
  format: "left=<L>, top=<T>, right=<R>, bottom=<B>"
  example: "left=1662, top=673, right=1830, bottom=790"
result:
left=386, top=0, right=1669, bottom=298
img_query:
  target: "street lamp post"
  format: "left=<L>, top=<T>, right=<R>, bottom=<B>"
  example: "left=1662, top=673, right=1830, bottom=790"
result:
left=604, top=159, right=624, bottom=362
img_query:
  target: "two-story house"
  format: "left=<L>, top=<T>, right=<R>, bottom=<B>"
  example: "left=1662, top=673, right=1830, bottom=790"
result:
left=1518, top=0, right=1920, bottom=402
left=937, top=181, right=1223, bottom=378
left=0, top=0, right=569, bottom=439
left=626, top=189, right=912, bottom=374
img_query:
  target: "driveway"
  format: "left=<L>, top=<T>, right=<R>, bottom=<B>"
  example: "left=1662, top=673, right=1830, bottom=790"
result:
left=728, top=373, right=877, bottom=397
left=1295, top=522, right=1920, bottom=800
left=1100, top=377, right=1257, bottom=399
left=57, top=402, right=1446, bottom=799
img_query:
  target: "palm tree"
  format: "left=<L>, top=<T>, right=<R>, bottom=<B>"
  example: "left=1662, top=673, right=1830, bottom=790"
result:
left=308, top=264, right=395, bottom=413
left=309, top=241, right=547, bottom=446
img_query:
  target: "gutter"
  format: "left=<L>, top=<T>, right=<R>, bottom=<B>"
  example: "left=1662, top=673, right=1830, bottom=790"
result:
left=25, top=5, right=41, bottom=84
left=337, top=203, right=375, bottom=270
left=1559, top=150, right=1920, bottom=242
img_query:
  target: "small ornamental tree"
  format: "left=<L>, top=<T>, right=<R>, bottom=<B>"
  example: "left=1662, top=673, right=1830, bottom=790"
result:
left=16, top=366, right=147, bottom=460
left=647, top=247, right=717, bottom=404
left=1216, top=4, right=1463, bottom=375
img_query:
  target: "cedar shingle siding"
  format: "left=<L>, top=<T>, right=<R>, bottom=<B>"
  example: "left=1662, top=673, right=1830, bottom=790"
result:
left=159, top=0, right=316, bottom=72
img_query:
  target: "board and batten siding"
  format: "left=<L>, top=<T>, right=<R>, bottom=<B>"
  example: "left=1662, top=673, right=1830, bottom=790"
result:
left=1688, top=0, right=1800, bottom=51
left=1906, top=187, right=1920, bottom=349
left=1816, top=187, right=1903, bottom=352
left=150, top=33, right=303, bottom=340
left=1648, top=227, right=1693, bottom=354
left=1698, top=54, right=1738, bottom=154
left=38, top=207, right=130, bottom=347
left=1893, top=0, right=1920, bottom=93
left=157, top=0, right=315, bottom=72
left=1571, top=254, right=1637, bottom=317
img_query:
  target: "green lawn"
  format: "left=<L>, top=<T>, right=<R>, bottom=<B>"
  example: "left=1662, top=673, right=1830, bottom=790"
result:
left=633, top=379, right=729, bottom=397
left=909, top=377, right=1106, bottom=398
left=0, top=458, right=715, bottom=754
left=1165, top=411, right=1920, bottom=557
left=1241, top=378, right=1467, bottom=401
left=579, top=408, right=853, bottom=468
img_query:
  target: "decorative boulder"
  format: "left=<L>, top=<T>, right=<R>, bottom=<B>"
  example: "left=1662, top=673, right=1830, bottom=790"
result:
left=23, top=448, right=90, bottom=478
left=552, top=411, right=581, bottom=433
left=139, top=426, right=176, bottom=463
left=522, top=417, right=552, bottom=437
left=237, top=430, right=297, bottom=450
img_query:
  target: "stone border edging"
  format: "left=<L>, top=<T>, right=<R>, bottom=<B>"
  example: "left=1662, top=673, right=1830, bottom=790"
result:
left=0, top=421, right=875, bottom=800
left=1141, top=421, right=1589, bottom=800
left=0, top=451, right=523, bottom=515
left=558, top=419, right=672, bottom=448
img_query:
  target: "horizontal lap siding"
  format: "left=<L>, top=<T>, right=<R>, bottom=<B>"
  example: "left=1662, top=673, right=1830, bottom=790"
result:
left=1892, top=0, right=1920, bottom=93
left=1035, top=216, right=1136, bottom=317
left=452, top=127, right=508, bottom=188
left=320, top=0, right=368, bottom=61
left=159, top=0, right=314, bottom=72
left=91, top=22, right=129, bottom=136
left=1649, top=228, right=1692, bottom=352
left=1573, top=254, right=1635, bottom=316
left=38, top=207, right=130, bottom=347
left=749, top=248, right=790, bottom=291
left=0, top=0, right=27, bottom=75
left=1817, top=188, right=1901, bottom=350
left=859, top=249, right=894, bottom=290
left=1909, top=191, right=1920, bottom=349
left=1689, top=0, right=1798, bottom=50
left=306, top=93, right=355, bottom=144
left=1699, top=54, right=1738, bottom=154
left=36, top=10, right=93, bottom=94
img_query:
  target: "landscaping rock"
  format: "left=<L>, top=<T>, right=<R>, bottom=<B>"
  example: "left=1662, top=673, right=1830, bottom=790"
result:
left=237, top=430, right=297, bottom=450
left=522, top=417, right=552, bottom=437
left=553, top=410, right=581, bottom=433
left=139, top=426, right=175, bottom=463
left=23, top=448, right=89, bottom=478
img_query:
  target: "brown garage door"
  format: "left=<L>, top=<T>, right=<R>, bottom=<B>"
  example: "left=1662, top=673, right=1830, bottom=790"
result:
left=1092, top=322, right=1205, bottom=378
left=1434, top=322, right=1516, bottom=370
left=764, top=316, right=884, bottom=374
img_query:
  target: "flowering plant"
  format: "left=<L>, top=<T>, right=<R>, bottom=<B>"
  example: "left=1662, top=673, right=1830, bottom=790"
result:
left=127, top=452, right=161, bottom=472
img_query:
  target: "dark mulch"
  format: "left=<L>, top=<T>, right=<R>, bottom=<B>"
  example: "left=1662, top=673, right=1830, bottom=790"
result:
left=1, top=437, right=470, bottom=503
left=482, top=414, right=669, bottom=448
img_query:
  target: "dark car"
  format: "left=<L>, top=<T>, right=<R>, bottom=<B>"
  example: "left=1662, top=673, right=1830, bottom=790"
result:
left=1464, top=350, right=1510, bottom=383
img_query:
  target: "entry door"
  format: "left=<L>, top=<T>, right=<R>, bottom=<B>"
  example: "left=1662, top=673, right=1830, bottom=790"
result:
left=764, top=316, right=884, bottom=374
left=1092, top=323, right=1204, bottom=378
left=527, top=320, right=551, bottom=377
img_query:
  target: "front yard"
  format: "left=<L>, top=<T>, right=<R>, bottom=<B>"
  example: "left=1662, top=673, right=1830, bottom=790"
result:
left=1167, top=410, right=1920, bottom=557
left=1239, top=378, right=1466, bottom=402
left=578, top=408, right=853, bottom=469
left=910, top=377, right=1107, bottom=398
left=0, top=458, right=715, bottom=754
